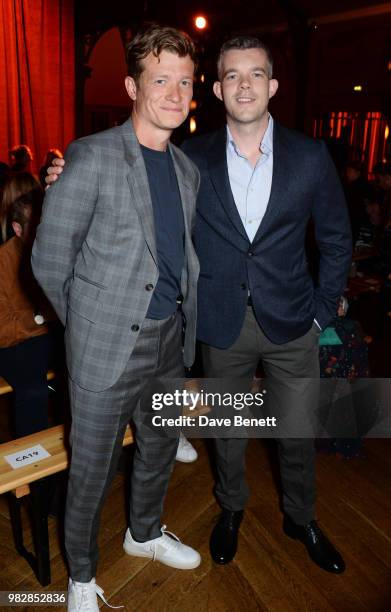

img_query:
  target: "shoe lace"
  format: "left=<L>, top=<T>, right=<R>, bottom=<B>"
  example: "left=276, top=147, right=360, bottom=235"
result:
left=78, top=582, right=124, bottom=610
left=305, top=520, right=323, bottom=543
left=222, top=511, right=242, bottom=530
left=151, top=525, right=181, bottom=561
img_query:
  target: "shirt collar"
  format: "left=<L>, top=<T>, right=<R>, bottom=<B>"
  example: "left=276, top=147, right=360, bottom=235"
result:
left=226, top=114, right=274, bottom=157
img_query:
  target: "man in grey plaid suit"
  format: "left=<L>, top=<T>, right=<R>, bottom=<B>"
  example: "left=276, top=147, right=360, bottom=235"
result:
left=32, top=25, right=201, bottom=611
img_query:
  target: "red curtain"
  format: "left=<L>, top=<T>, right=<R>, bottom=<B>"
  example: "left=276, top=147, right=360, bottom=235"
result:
left=0, top=0, right=74, bottom=174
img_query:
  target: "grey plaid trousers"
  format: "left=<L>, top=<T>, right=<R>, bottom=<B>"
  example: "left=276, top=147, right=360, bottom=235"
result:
left=65, top=312, right=184, bottom=581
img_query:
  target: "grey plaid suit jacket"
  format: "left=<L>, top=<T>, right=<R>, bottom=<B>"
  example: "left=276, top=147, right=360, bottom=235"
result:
left=32, top=118, right=200, bottom=392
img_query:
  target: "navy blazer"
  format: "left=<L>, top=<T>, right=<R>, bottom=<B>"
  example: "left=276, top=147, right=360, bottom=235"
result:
left=182, top=122, right=352, bottom=348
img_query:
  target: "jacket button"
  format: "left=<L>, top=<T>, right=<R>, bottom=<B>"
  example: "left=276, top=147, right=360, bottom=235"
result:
left=131, top=324, right=140, bottom=332
left=248, top=251, right=254, bottom=257
left=240, top=283, right=246, bottom=290
left=145, top=283, right=154, bottom=291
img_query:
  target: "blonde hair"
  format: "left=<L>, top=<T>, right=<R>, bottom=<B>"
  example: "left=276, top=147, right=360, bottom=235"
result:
left=0, top=172, right=41, bottom=242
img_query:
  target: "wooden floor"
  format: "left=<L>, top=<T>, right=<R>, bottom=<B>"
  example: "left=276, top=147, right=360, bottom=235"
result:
left=0, top=438, right=390, bottom=611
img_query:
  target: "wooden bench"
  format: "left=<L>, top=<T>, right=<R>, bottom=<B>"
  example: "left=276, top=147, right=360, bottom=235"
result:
left=0, top=371, right=56, bottom=396
left=0, top=377, right=133, bottom=586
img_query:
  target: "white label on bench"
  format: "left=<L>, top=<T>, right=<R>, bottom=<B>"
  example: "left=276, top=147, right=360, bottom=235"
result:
left=4, top=444, right=51, bottom=469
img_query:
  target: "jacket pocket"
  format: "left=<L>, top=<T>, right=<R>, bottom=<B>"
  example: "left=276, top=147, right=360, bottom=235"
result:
left=67, top=303, right=97, bottom=324
left=68, top=280, right=101, bottom=324
left=74, top=273, right=108, bottom=290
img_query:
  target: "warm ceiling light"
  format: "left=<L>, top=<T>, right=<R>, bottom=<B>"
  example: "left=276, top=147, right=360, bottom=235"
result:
left=190, top=117, right=197, bottom=133
left=385, top=125, right=390, bottom=140
left=353, top=85, right=362, bottom=92
left=200, top=74, right=205, bottom=83
left=194, top=15, right=207, bottom=30
left=190, top=100, right=197, bottom=110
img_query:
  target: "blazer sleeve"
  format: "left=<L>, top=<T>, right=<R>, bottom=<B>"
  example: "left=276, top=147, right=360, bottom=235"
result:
left=312, top=140, right=352, bottom=329
left=31, top=140, right=99, bottom=325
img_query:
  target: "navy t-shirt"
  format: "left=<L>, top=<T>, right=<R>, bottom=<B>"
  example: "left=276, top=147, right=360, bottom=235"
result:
left=141, top=145, right=185, bottom=320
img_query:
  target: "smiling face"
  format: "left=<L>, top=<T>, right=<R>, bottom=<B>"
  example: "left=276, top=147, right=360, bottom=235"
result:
left=125, top=50, right=194, bottom=148
left=213, top=47, right=278, bottom=129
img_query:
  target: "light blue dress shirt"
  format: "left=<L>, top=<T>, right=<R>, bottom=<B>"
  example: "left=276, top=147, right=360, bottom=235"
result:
left=226, top=115, right=274, bottom=243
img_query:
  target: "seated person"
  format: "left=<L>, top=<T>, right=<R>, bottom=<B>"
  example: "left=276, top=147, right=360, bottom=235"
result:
left=9, top=144, right=33, bottom=173
left=344, top=161, right=374, bottom=244
left=0, top=171, right=40, bottom=244
left=318, top=297, right=370, bottom=458
left=0, top=190, right=58, bottom=437
left=354, top=199, right=382, bottom=252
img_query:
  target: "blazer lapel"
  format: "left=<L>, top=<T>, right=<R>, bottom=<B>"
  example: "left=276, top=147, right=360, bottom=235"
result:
left=119, top=119, right=158, bottom=265
left=207, top=127, right=249, bottom=242
left=169, top=144, right=193, bottom=243
left=251, top=122, right=290, bottom=245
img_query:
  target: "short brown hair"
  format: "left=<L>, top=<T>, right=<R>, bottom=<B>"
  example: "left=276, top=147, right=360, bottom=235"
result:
left=9, top=144, right=33, bottom=164
left=217, top=36, right=273, bottom=80
left=0, top=172, right=41, bottom=242
left=126, top=23, right=197, bottom=82
left=9, top=189, right=43, bottom=228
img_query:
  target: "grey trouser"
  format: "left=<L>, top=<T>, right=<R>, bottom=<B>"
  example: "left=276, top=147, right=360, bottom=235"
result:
left=65, top=312, right=183, bottom=581
left=202, top=306, right=320, bottom=525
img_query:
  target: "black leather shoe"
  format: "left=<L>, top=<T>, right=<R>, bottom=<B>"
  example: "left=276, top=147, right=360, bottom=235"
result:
left=283, top=516, right=346, bottom=574
left=210, top=509, right=244, bottom=564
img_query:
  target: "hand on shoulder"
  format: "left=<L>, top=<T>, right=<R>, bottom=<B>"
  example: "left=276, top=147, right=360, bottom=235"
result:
left=45, top=158, right=65, bottom=187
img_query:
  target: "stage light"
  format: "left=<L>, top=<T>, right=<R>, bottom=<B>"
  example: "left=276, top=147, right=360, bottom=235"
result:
left=194, top=15, right=207, bottom=30
left=190, top=100, right=197, bottom=110
left=385, top=125, right=389, bottom=140
left=353, top=85, right=362, bottom=92
left=190, top=117, right=197, bottom=133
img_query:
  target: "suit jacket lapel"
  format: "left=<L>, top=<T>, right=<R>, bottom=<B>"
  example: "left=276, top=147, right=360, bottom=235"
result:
left=207, top=127, right=249, bottom=242
left=169, top=144, right=193, bottom=244
left=252, top=121, right=289, bottom=245
left=119, top=118, right=158, bottom=265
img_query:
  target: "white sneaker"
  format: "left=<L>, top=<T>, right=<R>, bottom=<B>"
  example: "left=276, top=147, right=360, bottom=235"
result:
left=67, top=577, right=123, bottom=611
left=123, top=525, right=201, bottom=570
left=175, top=432, right=198, bottom=463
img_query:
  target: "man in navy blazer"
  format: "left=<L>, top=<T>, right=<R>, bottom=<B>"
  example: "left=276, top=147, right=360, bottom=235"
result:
left=182, top=36, right=352, bottom=573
